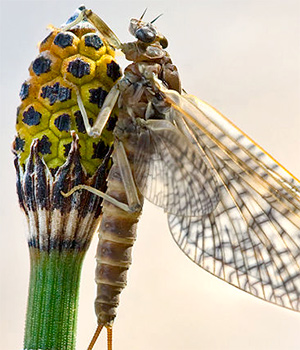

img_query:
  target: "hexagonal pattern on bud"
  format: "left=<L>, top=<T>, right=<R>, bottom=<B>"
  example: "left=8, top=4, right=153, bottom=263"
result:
left=39, top=77, right=76, bottom=111
left=16, top=102, right=51, bottom=135
left=51, top=31, right=80, bottom=59
left=96, top=54, right=122, bottom=87
left=79, top=33, right=106, bottom=60
left=19, top=77, right=41, bottom=104
left=49, top=109, right=72, bottom=137
left=29, top=51, right=62, bottom=84
left=14, top=22, right=121, bottom=176
left=81, top=81, right=109, bottom=115
left=34, top=129, right=59, bottom=163
left=61, top=54, right=96, bottom=85
left=39, top=29, right=60, bottom=53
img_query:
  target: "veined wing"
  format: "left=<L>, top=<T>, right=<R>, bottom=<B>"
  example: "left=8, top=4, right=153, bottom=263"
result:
left=133, top=119, right=219, bottom=216
left=157, top=81, right=300, bottom=311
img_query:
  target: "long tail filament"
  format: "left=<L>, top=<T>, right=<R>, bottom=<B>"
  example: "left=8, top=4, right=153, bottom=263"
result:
left=107, top=326, right=113, bottom=350
left=87, top=324, right=104, bottom=350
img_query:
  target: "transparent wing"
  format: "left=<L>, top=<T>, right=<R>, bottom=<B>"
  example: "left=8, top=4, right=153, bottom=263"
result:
left=157, top=82, right=300, bottom=311
left=133, top=119, right=219, bottom=216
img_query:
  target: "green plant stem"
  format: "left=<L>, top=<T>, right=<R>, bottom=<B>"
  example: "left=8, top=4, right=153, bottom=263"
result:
left=24, top=248, right=86, bottom=350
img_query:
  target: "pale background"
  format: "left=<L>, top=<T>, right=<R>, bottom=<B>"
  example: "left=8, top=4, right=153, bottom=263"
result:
left=1, top=0, right=300, bottom=349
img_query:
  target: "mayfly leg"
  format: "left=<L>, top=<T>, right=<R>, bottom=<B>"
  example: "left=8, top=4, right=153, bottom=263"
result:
left=62, top=141, right=141, bottom=213
left=91, top=85, right=120, bottom=137
left=74, top=83, right=120, bottom=138
left=114, top=139, right=142, bottom=211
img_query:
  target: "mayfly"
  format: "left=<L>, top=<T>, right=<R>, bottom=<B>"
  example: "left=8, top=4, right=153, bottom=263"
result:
left=63, top=6, right=300, bottom=349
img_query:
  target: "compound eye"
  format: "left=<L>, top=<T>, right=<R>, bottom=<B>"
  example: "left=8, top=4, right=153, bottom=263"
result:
left=135, top=26, right=156, bottom=43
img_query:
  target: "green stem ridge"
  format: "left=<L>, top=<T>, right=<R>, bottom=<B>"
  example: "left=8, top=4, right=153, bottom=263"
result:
left=24, top=249, right=85, bottom=350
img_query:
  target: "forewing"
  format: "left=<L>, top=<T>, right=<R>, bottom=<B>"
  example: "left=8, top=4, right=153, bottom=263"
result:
left=159, top=84, right=300, bottom=311
left=133, top=119, right=219, bottom=216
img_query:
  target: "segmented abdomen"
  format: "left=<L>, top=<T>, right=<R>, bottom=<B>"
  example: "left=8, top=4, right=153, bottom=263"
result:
left=95, top=150, right=143, bottom=325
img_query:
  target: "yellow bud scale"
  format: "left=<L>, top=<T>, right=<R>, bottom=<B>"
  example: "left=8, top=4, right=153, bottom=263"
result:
left=14, top=16, right=121, bottom=176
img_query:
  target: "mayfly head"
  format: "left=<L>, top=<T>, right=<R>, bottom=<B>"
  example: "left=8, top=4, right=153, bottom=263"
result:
left=129, top=17, right=168, bottom=49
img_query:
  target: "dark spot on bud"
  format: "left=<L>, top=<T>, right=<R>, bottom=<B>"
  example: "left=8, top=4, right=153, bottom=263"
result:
left=74, top=111, right=85, bottom=132
left=106, top=61, right=121, bottom=82
left=19, top=82, right=30, bottom=100
left=74, top=110, right=93, bottom=133
left=92, top=140, right=109, bottom=159
left=37, top=135, right=52, bottom=155
left=85, top=34, right=103, bottom=50
left=106, top=113, right=117, bottom=131
left=40, top=82, right=72, bottom=105
left=32, top=56, right=52, bottom=76
left=14, top=136, right=25, bottom=152
left=63, top=142, right=72, bottom=157
left=22, top=106, right=42, bottom=126
left=54, top=113, right=71, bottom=132
left=66, top=14, right=79, bottom=25
left=16, top=107, right=20, bottom=124
left=54, top=32, right=73, bottom=48
left=89, top=87, right=108, bottom=108
left=65, top=5, right=86, bottom=26
left=67, top=58, right=90, bottom=78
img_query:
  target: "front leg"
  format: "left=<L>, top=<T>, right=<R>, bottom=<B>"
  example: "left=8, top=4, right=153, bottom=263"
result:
left=75, top=84, right=120, bottom=138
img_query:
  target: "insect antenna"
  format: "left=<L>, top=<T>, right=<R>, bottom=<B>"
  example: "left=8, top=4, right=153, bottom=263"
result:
left=150, top=13, right=163, bottom=23
left=140, top=8, right=148, bottom=20
left=87, top=324, right=104, bottom=350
